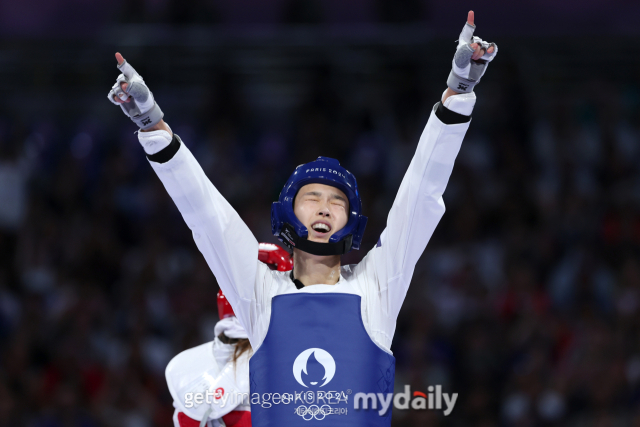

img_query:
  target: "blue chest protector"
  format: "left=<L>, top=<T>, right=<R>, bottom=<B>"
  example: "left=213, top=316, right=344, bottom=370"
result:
left=249, top=293, right=396, bottom=426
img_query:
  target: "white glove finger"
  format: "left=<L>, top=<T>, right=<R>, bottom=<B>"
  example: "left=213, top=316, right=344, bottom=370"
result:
left=472, top=37, right=490, bottom=49
left=473, top=36, right=497, bottom=61
left=472, top=38, right=497, bottom=61
left=458, top=22, right=475, bottom=46
left=116, top=73, right=128, bottom=86
left=480, top=42, right=498, bottom=61
left=111, top=76, right=127, bottom=97
left=117, top=59, right=139, bottom=81
left=113, top=84, right=129, bottom=101
left=107, top=89, right=121, bottom=106
left=112, top=74, right=138, bottom=102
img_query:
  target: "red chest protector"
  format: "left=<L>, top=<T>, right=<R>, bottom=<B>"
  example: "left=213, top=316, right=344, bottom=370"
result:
left=177, top=410, right=251, bottom=427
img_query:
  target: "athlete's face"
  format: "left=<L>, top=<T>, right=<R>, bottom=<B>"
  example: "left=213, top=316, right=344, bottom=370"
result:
left=294, top=183, right=349, bottom=244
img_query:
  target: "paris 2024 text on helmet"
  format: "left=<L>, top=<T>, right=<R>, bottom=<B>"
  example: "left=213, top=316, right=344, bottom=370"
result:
left=271, top=157, right=367, bottom=256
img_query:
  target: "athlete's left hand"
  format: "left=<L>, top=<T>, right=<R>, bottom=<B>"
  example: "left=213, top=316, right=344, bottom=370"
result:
left=447, top=11, right=498, bottom=94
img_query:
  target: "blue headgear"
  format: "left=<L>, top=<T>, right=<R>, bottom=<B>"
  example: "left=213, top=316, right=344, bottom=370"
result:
left=271, top=157, right=367, bottom=256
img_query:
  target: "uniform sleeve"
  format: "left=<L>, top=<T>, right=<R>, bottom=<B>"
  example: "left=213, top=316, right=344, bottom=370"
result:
left=148, top=138, right=271, bottom=348
left=357, top=104, right=470, bottom=341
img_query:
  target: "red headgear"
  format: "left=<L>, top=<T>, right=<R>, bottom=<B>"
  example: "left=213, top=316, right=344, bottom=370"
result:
left=217, top=243, right=292, bottom=319
left=216, top=290, right=235, bottom=319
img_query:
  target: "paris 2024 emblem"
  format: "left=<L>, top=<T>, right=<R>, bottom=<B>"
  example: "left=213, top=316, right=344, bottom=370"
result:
left=292, top=348, right=336, bottom=388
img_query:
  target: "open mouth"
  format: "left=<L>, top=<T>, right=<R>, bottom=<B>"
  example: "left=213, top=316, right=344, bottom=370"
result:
left=311, top=222, right=332, bottom=235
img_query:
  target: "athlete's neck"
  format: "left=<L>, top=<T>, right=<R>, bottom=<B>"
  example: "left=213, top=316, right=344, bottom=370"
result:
left=292, top=249, right=341, bottom=286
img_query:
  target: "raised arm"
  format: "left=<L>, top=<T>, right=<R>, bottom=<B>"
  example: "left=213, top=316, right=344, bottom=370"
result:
left=108, top=53, right=266, bottom=346
left=359, top=11, right=498, bottom=325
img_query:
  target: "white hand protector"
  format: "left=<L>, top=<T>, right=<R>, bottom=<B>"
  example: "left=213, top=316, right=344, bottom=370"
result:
left=138, top=128, right=173, bottom=155
left=107, top=59, right=164, bottom=130
left=447, top=22, right=498, bottom=94
left=441, top=89, right=476, bottom=116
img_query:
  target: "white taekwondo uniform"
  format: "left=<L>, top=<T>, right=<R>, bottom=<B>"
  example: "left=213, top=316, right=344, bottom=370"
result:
left=147, top=104, right=470, bottom=356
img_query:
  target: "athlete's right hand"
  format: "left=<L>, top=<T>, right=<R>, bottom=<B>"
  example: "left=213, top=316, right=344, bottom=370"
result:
left=108, top=53, right=164, bottom=130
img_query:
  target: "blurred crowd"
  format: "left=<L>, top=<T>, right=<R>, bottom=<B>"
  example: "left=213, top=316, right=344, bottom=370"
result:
left=117, top=0, right=427, bottom=25
left=1, top=32, right=640, bottom=427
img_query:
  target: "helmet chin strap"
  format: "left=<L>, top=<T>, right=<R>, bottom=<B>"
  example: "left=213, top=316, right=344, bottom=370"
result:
left=281, top=223, right=353, bottom=256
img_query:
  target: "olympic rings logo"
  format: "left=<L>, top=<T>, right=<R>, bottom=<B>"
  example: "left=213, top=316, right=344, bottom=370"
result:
left=294, top=405, right=347, bottom=420
left=295, top=405, right=331, bottom=421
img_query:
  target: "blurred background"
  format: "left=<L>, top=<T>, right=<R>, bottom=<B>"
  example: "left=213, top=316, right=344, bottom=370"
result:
left=1, top=0, right=640, bottom=426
